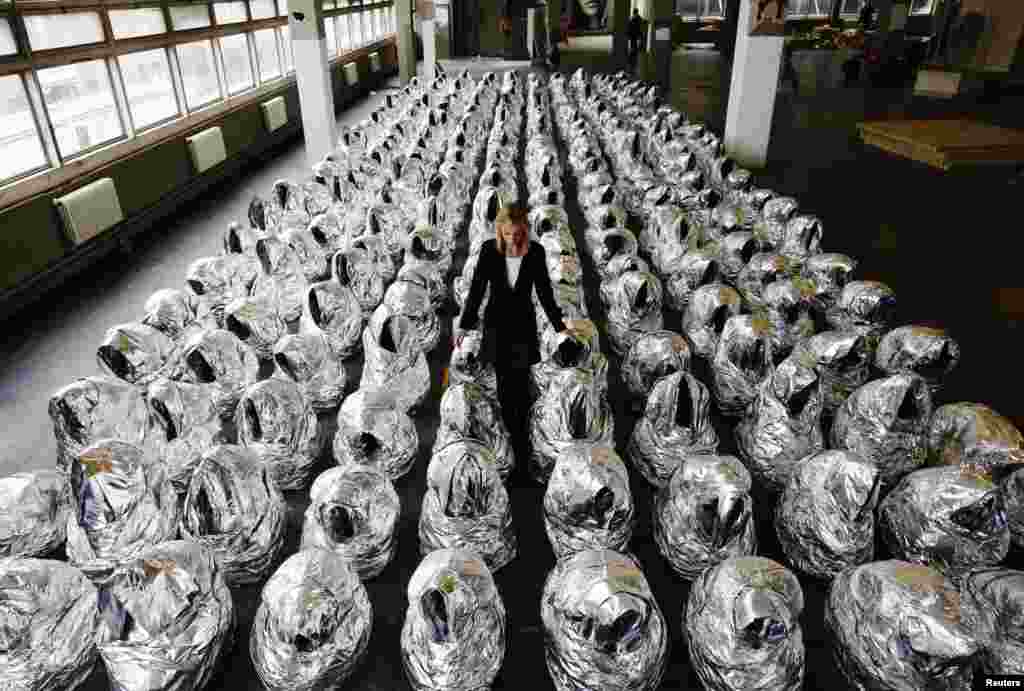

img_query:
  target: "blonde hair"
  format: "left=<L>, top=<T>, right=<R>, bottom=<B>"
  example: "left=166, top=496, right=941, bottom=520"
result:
left=495, top=203, right=529, bottom=256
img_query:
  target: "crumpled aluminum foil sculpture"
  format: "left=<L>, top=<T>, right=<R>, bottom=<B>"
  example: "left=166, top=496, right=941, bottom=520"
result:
left=146, top=378, right=224, bottom=495
left=301, top=466, right=399, bottom=580
left=251, top=548, right=372, bottom=691
left=629, top=371, right=719, bottom=487
left=96, top=540, right=234, bottom=691
left=685, top=556, right=805, bottom=691
left=185, top=254, right=259, bottom=327
left=826, top=280, right=897, bottom=341
left=530, top=369, right=615, bottom=484
left=800, top=253, right=857, bottom=314
left=141, top=288, right=199, bottom=341
left=0, top=556, right=101, bottom=690
left=401, top=549, right=506, bottom=691
left=282, top=226, right=332, bottom=284
left=875, top=325, right=960, bottom=393
left=436, top=383, right=513, bottom=482
left=334, top=388, right=420, bottom=481
left=879, top=466, right=1009, bottom=578
left=826, top=561, right=979, bottom=691
left=252, top=236, right=310, bottom=324
left=541, top=549, right=668, bottom=691
left=605, top=270, right=665, bottom=357
left=349, top=235, right=397, bottom=294
left=236, top=378, right=322, bottom=491
left=774, top=450, right=879, bottom=580
left=544, top=444, right=634, bottom=558
left=96, top=321, right=179, bottom=386
left=661, top=248, right=721, bottom=313
left=302, top=277, right=366, bottom=361
left=736, top=355, right=825, bottom=493
left=758, top=280, right=817, bottom=359
left=273, top=331, right=348, bottom=412
left=926, top=402, right=1024, bottom=477
left=790, top=330, right=871, bottom=414
left=65, top=440, right=179, bottom=580
left=654, top=454, right=755, bottom=579
left=711, top=315, right=775, bottom=418
left=180, top=328, right=260, bottom=420
left=778, top=215, right=823, bottom=265
left=179, top=444, right=286, bottom=585
left=962, top=568, right=1024, bottom=675
left=714, top=232, right=759, bottom=286
left=620, top=330, right=692, bottom=399
left=753, top=197, right=799, bottom=249
left=223, top=294, right=287, bottom=360
left=831, top=373, right=933, bottom=490
left=736, top=253, right=792, bottom=311
left=448, top=329, right=498, bottom=399
left=49, top=376, right=149, bottom=473
left=682, top=284, right=743, bottom=360
left=333, top=249, right=385, bottom=318
left=360, top=308, right=432, bottom=414
left=0, top=470, right=69, bottom=558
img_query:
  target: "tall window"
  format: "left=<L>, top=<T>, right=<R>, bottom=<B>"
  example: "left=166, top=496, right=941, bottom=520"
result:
left=338, top=14, right=351, bottom=50
left=218, top=33, right=255, bottom=95
left=278, top=25, right=295, bottom=73
left=118, top=49, right=179, bottom=130
left=352, top=11, right=364, bottom=46
left=37, top=60, right=124, bottom=159
left=254, top=28, right=282, bottom=81
left=325, top=15, right=338, bottom=56
left=176, top=40, right=221, bottom=110
left=0, top=74, right=49, bottom=182
left=0, top=18, right=16, bottom=55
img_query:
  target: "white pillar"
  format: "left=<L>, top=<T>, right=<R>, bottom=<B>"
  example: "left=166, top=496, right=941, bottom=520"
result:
left=289, top=0, right=338, bottom=168
left=397, top=0, right=416, bottom=83
left=723, top=0, right=784, bottom=169
left=423, top=19, right=437, bottom=80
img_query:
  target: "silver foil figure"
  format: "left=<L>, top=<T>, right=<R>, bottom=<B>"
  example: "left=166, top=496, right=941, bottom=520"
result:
left=397, top=263, right=449, bottom=316
left=791, top=330, right=872, bottom=414
left=282, top=226, right=332, bottom=284
left=711, top=315, right=775, bottom=418
left=301, top=466, right=399, bottom=580
left=223, top=294, right=287, bottom=360
left=419, top=440, right=516, bottom=571
left=0, top=470, right=69, bottom=558
left=879, top=466, right=1009, bottom=578
left=97, top=321, right=179, bottom=386
left=0, top=556, right=101, bottom=691
left=774, top=450, right=879, bottom=580
left=273, top=331, right=348, bottom=412
left=349, top=234, right=397, bottom=286
left=185, top=254, right=259, bottom=328
left=236, top=378, right=322, bottom=491
left=801, top=253, right=857, bottom=313
left=448, top=330, right=499, bottom=399
left=252, top=235, right=310, bottom=325
left=333, top=249, right=385, bottom=319
left=334, top=388, right=420, bottom=480
left=605, top=270, right=665, bottom=358
left=826, top=561, right=979, bottom=691
left=180, top=328, right=260, bottom=420
left=682, top=284, right=743, bottom=360
left=831, top=373, right=933, bottom=490
left=179, top=444, right=286, bottom=585
left=654, top=454, right=755, bottom=579
left=629, top=372, right=719, bottom=488
left=962, top=568, right=1024, bottom=675
left=875, top=325, right=960, bottom=393
left=541, top=549, right=668, bottom=691
left=544, top=444, right=634, bottom=558
left=685, top=556, right=805, bottom=691
left=401, top=548, right=506, bottom=691
left=66, top=440, right=179, bottom=581
left=383, top=279, right=443, bottom=353
left=736, top=253, right=792, bottom=311
left=826, top=280, right=897, bottom=339
left=753, top=197, right=800, bottom=249
left=735, top=354, right=825, bottom=493
left=251, top=548, right=373, bottom=691
left=141, top=288, right=199, bottom=341
left=360, top=307, right=432, bottom=414
left=926, top=402, right=1024, bottom=476
left=49, top=376, right=150, bottom=474
left=534, top=325, right=609, bottom=397
left=96, top=540, right=234, bottom=691
left=620, top=330, right=692, bottom=400
left=663, top=248, right=722, bottom=313
left=714, top=231, right=759, bottom=285
left=778, top=215, right=823, bottom=265
left=146, top=378, right=224, bottom=495
left=302, top=277, right=366, bottom=361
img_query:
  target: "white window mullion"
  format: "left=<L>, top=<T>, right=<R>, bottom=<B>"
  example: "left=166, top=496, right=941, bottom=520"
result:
left=108, top=57, right=136, bottom=138
left=24, top=71, right=62, bottom=167
left=168, top=45, right=189, bottom=114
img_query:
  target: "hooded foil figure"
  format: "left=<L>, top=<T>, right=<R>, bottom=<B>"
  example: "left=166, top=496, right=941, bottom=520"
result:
left=360, top=307, right=431, bottom=414
left=711, top=315, right=775, bottom=418
left=349, top=234, right=397, bottom=290
left=629, top=371, right=719, bottom=488
left=682, top=284, right=743, bottom=361
left=605, top=270, right=664, bottom=358
left=448, top=329, right=498, bottom=399
left=878, top=466, right=1010, bottom=578
left=400, top=549, right=506, bottom=691
left=962, top=568, right=1024, bottom=675
left=180, top=328, right=260, bottom=420
left=831, top=373, right=933, bottom=490
left=436, top=383, right=513, bottom=482
left=273, top=331, right=348, bottom=412
left=544, top=444, right=634, bottom=558
left=301, top=466, right=399, bottom=580
left=654, top=454, right=755, bottom=579
left=223, top=293, right=287, bottom=361
left=662, top=248, right=723, bottom=314
left=541, top=549, right=668, bottom=691
left=790, top=329, right=872, bottom=415
left=419, top=440, right=516, bottom=571
left=251, top=548, right=372, bottom=691
left=774, top=450, right=880, bottom=580
left=735, top=354, right=825, bottom=493
left=735, top=253, right=792, bottom=312
left=184, top=254, right=259, bottom=328
left=0, top=470, right=69, bottom=558
left=778, top=215, right=823, bottom=266
left=825, top=280, right=897, bottom=344
left=620, top=330, right=692, bottom=400
left=146, top=377, right=224, bottom=496
left=49, top=376, right=150, bottom=474
left=96, top=321, right=180, bottom=386
left=302, top=275, right=366, bottom=361
left=179, top=445, right=286, bottom=585
left=96, top=540, right=234, bottom=691
left=926, top=402, right=1024, bottom=477
left=685, top=556, right=805, bottom=691
left=334, top=388, right=420, bottom=481
left=826, top=561, right=979, bottom=691
left=65, top=440, right=179, bottom=581
left=332, top=249, right=385, bottom=319
left=753, top=197, right=800, bottom=249
left=251, top=235, right=310, bottom=325
left=800, top=253, right=857, bottom=314
left=236, top=378, right=322, bottom=491
left=530, top=369, right=616, bottom=484
left=141, top=288, right=200, bottom=341
left=282, top=226, right=332, bottom=284
left=758, top=280, right=817, bottom=360
left=0, top=556, right=102, bottom=690
left=714, top=232, right=760, bottom=286
left=875, top=325, right=961, bottom=393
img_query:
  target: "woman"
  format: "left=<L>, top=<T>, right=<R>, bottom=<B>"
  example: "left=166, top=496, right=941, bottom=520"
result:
left=455, top=203, right=570, bottom=464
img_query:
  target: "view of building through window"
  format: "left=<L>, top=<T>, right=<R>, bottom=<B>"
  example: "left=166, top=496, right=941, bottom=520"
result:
left=37, top=60, right=123, bottom=159
left=118, top=49, right=179, bottom=130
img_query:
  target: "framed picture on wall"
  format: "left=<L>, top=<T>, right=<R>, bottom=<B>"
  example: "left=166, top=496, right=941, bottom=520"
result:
left=750, top=0, right=787, bottom=36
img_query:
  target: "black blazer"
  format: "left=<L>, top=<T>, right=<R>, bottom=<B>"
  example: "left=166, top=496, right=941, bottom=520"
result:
left=459, top=239, right=566, bottom=365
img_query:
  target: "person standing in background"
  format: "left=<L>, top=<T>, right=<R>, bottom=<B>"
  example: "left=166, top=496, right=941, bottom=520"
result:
left=629, top=9, right=645, bottom=66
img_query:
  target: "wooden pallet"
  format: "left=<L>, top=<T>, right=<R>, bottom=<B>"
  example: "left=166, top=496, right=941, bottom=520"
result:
left=858, top=119, right=1024, bottom=171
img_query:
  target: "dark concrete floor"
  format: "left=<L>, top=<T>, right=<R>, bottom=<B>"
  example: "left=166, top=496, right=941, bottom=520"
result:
left=2, top=54, right=1023, bottom=690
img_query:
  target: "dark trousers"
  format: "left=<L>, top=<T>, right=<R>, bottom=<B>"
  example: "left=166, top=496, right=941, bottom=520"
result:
left=487, top=330, right=535, bottom=468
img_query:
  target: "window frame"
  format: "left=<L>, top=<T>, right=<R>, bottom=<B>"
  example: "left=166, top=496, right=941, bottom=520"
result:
left=215, top=31, right=256, bottom=96
left=174, top=38, right=224, bottom=113
left=0, top=71, right=54, bottom=185
left=115, top=45, right=183, bottom=134
left=252, top=26, right=282, bottom=83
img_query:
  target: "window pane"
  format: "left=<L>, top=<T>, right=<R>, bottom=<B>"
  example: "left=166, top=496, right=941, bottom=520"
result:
left=338, top=14, right=350, bottom=50
left=279, top=26, right=294, bottom=72
left=1, top=18, right=18, bottom=55
left=277, top=0, right=286, bottom=16
left=170, top=5, right=211, bottom=30
left=38, top=61, right=123, bottom=159
left=176, top=40, right=221, bottom=110
left=109, top=8, right=167, bottom=39
left=352, top=12, right=363, bottom=45
left=118, top=49, right=178, bottom=129
left=325, top=16, right=338, bottom=56
left=254, top=28, right=281, bottom=81
left=24, top=12, right=104, bottom=51
left=0, top=75, right=48, bottom=181
left=214, top=1, right=248, bottom=24
left=219, top=34, right=254, bottom=94
left=251, top=0, right=276, bottom=19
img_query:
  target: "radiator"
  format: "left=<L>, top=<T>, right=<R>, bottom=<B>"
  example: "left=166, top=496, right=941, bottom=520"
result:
left=261, top=96, right=288, bottom=133
left=369, top=51, right=381, bottom=73
left=185, top=125, right=227, bottom=174
left=344, top=62, right=359, bottom=87
left=54, top=177, right=124, bottom=245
